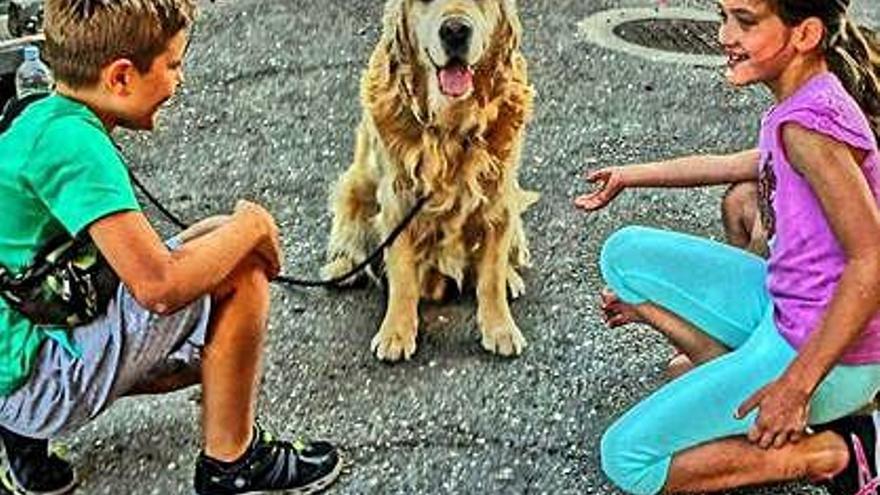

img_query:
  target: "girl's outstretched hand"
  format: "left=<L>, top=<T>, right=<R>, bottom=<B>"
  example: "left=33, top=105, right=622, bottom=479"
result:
left=574, top=167, right=628, bottom=211
left=735, top=377, right=811, bottom=449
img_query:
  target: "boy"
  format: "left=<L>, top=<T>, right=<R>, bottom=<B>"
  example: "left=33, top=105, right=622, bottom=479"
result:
left=0, top=0, right=342, bottom=494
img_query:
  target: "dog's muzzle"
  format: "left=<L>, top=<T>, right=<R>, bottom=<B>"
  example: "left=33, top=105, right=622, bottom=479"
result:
left=439, top=17, right=473, bottom=59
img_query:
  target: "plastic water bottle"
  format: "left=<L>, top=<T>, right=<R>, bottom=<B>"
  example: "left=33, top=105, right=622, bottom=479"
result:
left=15, top=45, right=54, bottom=99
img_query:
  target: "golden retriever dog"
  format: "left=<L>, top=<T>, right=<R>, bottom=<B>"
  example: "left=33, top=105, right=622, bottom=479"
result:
left=322, top=0, right=537, bottom=362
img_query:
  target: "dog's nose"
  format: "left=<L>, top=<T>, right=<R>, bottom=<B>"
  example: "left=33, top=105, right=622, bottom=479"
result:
left=439, top=17, right=472, bottom=58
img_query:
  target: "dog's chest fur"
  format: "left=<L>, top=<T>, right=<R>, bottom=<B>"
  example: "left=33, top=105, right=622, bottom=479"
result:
left=375, top=121, right=508, bottom=263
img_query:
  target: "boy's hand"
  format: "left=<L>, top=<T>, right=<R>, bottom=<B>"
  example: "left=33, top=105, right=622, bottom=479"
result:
left=233, top=200, right=283, bottom=278
left=574, top=167, right=628, bottom=211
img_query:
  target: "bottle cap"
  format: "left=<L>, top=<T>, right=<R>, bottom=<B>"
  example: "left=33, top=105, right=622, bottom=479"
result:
left=23, top=45, right=39, bottom=61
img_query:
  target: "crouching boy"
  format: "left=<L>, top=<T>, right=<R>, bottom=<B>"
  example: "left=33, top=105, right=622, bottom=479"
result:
left=0, top=0, right=341, bottom=493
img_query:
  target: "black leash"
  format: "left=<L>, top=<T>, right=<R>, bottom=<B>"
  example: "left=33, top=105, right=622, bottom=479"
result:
left=273, top=195, right=429, bottom=288
left=126, top=157, right=428, bottom=288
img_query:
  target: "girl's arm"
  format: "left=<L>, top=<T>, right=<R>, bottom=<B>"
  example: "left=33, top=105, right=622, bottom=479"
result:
left=621, top=148, right=761, bottom=187
left=88, top=200, right=282, bottom=315
left=776, top=124, right=880, bottom=393
left=737, top=124, right=880, bottom=448
left=574, top=149, right=760, bottom=211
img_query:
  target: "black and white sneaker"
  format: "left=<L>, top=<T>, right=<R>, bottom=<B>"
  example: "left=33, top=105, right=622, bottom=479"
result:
left=814, top=411, right=880, bottom=495
left=0, top=427, right=76, bottom=495
left=193, top=424, right=342, bottom=495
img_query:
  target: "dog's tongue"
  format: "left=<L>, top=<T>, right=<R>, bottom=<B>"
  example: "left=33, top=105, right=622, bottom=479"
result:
left=439, top=65, right=473, bottom=97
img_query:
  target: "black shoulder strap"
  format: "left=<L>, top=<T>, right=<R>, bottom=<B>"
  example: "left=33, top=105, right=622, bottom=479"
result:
left=0, top=92, right=59, bottom=289
left=0, top=93, right=50, bottom=134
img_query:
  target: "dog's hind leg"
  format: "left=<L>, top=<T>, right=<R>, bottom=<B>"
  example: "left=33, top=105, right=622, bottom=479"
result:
left=322, top=120, right=381, bottom=284
left=476, top=215, right=526, bottom=357
left=371, top=231, right=420, bottom=361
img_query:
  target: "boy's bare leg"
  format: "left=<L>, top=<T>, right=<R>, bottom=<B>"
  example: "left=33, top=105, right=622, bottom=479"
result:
left=124, top=218, right=235, bottom=397
left=200, top=255, right=270, bottom=461
left=664, top=431, right=848, bottom=493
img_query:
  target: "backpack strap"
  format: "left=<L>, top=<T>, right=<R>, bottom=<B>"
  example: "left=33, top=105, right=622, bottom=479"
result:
left=0, top=93, right=50, bottom=134
left=0, top=91, right=54, bottom=291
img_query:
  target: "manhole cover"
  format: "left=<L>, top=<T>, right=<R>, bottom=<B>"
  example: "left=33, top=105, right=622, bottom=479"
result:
left=579, top=8, right=726, bottom=67
left=615, top=18, right=722, bottom=56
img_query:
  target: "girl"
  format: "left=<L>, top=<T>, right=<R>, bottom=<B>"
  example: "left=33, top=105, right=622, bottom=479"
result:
left=579, top=1, right=880, bottom=494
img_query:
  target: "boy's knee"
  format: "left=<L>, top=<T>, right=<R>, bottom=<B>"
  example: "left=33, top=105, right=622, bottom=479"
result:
left=240, top=254, right=271, bottom=283
left=221, top=255, right=271, bottom=298
left=600, top=424, right=664, bottom=495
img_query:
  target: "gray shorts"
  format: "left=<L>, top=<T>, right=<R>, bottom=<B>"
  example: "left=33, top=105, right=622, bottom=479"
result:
left=0, top=283, right=211, bottom=439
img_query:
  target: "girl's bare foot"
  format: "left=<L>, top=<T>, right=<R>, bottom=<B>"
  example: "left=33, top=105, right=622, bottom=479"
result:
left=600, top=287, right=646, bottom=328
left=599, top=288, right=700, bottom=379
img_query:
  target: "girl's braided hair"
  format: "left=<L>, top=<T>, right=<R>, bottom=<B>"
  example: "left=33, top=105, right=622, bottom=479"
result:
left=770, top=0, right=880, bottom=141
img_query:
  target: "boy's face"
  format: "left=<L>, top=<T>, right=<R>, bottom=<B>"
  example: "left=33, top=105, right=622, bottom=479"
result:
left=117, top=30, right=188, bottom=130
left=717, top=0, right=797, bottom=87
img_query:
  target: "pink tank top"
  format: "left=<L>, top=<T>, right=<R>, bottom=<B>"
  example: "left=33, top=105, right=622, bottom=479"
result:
left=758, top=72, right=880, bottom=364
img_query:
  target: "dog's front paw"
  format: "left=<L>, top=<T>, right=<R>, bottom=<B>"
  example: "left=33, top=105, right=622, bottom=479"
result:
left=507, top=267, right=526, bottom=300
left=371, top=318, right=418, bottom=362
left=479, top=317, right=526, bottom=357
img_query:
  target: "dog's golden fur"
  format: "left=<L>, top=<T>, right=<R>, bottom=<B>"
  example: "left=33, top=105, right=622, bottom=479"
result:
left=323, top=0, right=537, bottom=361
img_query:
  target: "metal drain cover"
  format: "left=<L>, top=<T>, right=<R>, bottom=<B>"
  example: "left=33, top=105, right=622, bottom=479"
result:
left=579, top=8, right=726, bottom=67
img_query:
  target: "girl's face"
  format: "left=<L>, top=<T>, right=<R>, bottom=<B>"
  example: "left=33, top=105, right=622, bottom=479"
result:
left=717, top=0, right=797, bottom=87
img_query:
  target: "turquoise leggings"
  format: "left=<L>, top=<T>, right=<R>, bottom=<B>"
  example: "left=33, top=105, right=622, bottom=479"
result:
left=598, top=226, right=880, bottom=495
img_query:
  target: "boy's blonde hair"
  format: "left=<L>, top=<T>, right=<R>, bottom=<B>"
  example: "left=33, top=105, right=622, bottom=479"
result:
left=43, top=0, right=198, bottom=88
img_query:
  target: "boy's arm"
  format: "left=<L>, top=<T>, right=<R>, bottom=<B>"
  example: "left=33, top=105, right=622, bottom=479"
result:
left=172, top=215, right=231, bottom=244
left=88, top=201, right=281, bottom=315
left=574, top=149, right=760, bottom=211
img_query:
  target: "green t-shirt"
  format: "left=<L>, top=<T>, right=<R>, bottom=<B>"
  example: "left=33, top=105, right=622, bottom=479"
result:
left=0, top=94, right=140, bottom=394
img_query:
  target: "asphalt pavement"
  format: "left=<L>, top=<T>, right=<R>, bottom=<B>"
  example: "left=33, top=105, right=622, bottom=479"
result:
left=53, top=0, right=880, bottom=494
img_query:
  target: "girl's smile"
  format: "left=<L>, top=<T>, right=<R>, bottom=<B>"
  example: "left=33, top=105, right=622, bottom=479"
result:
left=726, top=52, right=750, bottom=71
left=717, top=0, right=796, bottom=89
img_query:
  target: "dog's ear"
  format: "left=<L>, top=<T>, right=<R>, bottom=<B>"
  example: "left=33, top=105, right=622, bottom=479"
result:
left=498, top=0, right=522, bottom=60
left=376, top=0, right=428, bottom=125
left=475, top=0, right=522, bottom=98
left=381, top=0, right=415, bottom=72
left=496, top=0, right=522, bottom=63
